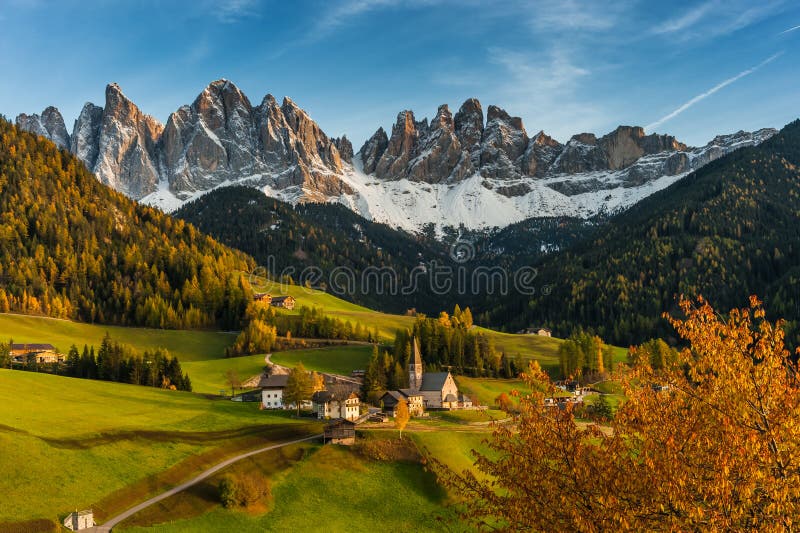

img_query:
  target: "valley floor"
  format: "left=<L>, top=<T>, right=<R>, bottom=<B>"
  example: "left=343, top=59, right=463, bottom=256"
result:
left=0, top=370, right=498, bottom=532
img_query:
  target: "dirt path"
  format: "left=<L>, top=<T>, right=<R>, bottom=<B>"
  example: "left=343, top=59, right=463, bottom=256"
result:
left=100, top=434, right=322, bottom=530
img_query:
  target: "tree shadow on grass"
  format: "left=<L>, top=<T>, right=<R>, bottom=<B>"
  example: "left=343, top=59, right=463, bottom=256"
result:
left=15, top=423, right=314, bottom=450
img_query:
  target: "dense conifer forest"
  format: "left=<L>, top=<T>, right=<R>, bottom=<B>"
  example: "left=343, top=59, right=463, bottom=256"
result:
left=0, top=120, right=255, bottom=329
left=174, top=186, right=452, bottom=314
left=487, top=120, right=800, bottom=346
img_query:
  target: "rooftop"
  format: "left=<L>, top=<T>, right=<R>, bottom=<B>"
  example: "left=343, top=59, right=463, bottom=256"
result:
left=420, top=372, right=451, bottom=391
left=258, top=374, right=290, bottom=388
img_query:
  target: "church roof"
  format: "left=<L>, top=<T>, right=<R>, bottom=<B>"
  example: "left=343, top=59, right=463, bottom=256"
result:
left=420, top=372, right=451, bottom=391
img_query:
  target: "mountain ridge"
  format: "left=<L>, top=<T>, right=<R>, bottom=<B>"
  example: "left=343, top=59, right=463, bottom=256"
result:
left=16, top=79, right=776, bottom=234
left=484, top=118, right=800, bottom=346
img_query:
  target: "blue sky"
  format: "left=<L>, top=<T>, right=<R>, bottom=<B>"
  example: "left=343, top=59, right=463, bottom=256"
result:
left=1, top=0, right=798, bottom=147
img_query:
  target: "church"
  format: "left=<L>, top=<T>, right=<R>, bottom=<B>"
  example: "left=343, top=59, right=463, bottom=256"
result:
left=382, top=337, right=472, bottom=412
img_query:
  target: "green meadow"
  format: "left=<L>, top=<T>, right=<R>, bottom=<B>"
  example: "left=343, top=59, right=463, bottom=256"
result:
left=182, top=353, right=269, bottom=395
left=456, top=376, right=530, bottom=407
left=0, top=313, right=235, bottom=362
left=269, top=345, right=373, bottom=376
left=0, top=370, right=321, bottom=527
left=251, top=278, right=415, bottom=341
left=412, top=430, right=493, bottom=478
left=119, top=444, right=459, bottom=532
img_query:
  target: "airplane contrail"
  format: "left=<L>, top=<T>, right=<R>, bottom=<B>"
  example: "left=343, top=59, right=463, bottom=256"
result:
left=645, top=52, right=783, bottom=132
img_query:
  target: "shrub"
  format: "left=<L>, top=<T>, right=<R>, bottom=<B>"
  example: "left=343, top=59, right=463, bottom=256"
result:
left=218, top=475, right=239, bottom=508
left=218, top=472, right=271, bottom=509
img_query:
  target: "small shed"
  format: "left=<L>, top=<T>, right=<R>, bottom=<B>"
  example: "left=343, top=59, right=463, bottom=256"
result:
left=323, top=418, right=356, bottom=445
left=63, top=509, right=94, bottom=531
left=253, top=292, right=272, bottom=303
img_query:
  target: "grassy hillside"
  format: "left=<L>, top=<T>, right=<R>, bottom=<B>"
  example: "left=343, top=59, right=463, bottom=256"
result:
left=251, top=278, right=415, bottom=341
left=182, top=353, right=268, bottom=395
left=252, top=278, right=584, bottom=371
left=270, top=345, right=373, bottom=376
left=456, top=376, right=530, bottom=407
left=0, top=313, right=236, bottom=362
left=0, top=370, right=320, bottom=526
left=120, top=445, right=458, bottom=532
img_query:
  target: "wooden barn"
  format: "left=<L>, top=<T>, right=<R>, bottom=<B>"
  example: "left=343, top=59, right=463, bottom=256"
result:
left=323, top=419, right=356, bottom=445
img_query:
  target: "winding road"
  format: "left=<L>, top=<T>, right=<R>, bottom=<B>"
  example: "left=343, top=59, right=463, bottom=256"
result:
left=99, top=434, right=322, bottom=531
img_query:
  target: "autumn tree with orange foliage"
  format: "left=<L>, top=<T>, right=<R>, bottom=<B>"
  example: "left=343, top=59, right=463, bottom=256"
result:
left=433, top=296, right=800, bottom=531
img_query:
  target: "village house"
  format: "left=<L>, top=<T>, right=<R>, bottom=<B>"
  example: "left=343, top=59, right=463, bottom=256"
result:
left=270, top=295, right=296, bottom=310
left=518, top=327, right=552, bottom=337
left=63, top=509, right=94, bottom=531
left=253, top=292, right=272, bottom=304
left=10, top=343, right=62, bottom=364
left=259, top=374, right=289, bottom=409
left=380, top=389, right=425, bottom=417
left=312, top=387, right=360, bottom=421
left=323, top=418, right=356, bottom=445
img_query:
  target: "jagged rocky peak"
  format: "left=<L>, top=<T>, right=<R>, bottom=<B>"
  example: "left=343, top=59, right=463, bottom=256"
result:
left=333, top=135, right=353, bottom=163
left=91, top=83, right=163, bottom=198
left=522, top=130, right=563, bottom=177
left=281, top=96, right=343, bottom=174
left=454, top=98, right=484, bottom=163
left=408, top=104, right=472, bottom=184
left=368, top=105, right=473, bottom=184
left=70, top=102, right=104, bottom=167
left=549, top=126, right=689, bottom=175
left=431, top=104, right=454, bottom=130
left=194, top=78, right=254, bottom=130
left=158, top=81, right=349, bottom=200
left=374, top=110, right=420, bottom=180
left=161, top=79, right=259, bottom=193
left=479, top=104, right=529, bottom=179
left=15, top=106, right=70, bottom=149
left=358, top=127, right=389, bottom=174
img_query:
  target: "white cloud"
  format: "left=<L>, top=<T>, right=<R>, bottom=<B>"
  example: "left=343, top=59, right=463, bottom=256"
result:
left=268, top=0, right=410, bottom=58
left=650, top=0, right=787, bottom=41
left=645, top=52, right=783, bottom=132
left=527, top=0, right=629, bottom=32
left=652, top=0, right=717, bottom=34
left=215, top=0, right=261, bottom=23
left=780, top=24, right=800, bottom=34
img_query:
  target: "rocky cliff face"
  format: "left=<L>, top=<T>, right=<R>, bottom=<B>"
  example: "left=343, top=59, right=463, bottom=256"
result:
left=357, top=99, right=704, bottom=186
left=16, top=80, right=349, bottom=202
left=15, top=84, right=777, bottom=234
left=91, top=83, right=163, bottom=198
left=15, top=106, right=70, bottom=149
left=20, top=84, right=165, bottom=198
left=159, top=81, right=350, bottom=200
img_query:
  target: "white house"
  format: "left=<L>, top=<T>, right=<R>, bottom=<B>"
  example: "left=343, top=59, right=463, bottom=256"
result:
left=259, top=374, right=289, bottom=409
left=63, top=509, right=94, bottom=531
left=312, top=387, right=360, bottom=420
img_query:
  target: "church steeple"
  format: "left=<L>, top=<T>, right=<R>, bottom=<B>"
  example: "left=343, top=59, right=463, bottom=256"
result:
left=409, top=337, right=423, bottom=391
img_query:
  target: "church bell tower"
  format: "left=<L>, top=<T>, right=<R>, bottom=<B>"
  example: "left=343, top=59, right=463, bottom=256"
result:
left=409, top=337, right=423, bottom=391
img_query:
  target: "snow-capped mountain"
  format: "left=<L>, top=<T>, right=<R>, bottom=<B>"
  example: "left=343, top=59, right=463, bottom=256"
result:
left=16, top=80, right=776, bottom=234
